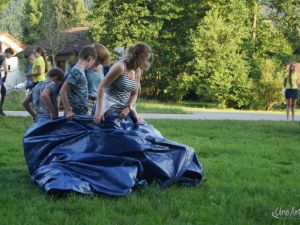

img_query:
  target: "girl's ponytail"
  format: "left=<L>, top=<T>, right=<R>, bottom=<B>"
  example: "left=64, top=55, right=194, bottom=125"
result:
left=35, top=47, right=49, bottom=73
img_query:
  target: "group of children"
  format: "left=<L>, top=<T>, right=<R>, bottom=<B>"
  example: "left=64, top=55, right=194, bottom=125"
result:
left=22, top=44, right=111, bottom=122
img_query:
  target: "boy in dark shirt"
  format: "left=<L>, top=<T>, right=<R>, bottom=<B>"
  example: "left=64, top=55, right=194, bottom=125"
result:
left=23, top=68, right=65, bottom=122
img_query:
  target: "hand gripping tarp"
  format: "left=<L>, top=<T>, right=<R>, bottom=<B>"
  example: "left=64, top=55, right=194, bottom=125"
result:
left=23, top=113, right=203, bottom=196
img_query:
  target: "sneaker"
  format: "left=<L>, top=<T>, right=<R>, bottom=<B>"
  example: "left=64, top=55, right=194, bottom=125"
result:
left=0, top=111, right=6, bottom=116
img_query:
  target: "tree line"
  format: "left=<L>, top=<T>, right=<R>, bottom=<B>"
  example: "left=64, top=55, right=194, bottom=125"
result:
left=0, top=0, right=299, bottom=109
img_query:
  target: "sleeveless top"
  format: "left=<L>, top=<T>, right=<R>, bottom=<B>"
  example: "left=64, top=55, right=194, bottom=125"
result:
left=102, top=61, right=138, bottom=113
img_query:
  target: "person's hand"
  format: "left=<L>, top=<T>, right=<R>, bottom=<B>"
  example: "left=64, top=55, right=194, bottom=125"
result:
left=93, top=111, right=105, bottom=124
left=66, top=110, right=73, bottom=121
left=32, top=113, right=36, bottom=122
left=51, top=112, right=58, bottom=120
left=132, top=111, right=145, bottom=125
left=119, top=107, right=130, bottom=119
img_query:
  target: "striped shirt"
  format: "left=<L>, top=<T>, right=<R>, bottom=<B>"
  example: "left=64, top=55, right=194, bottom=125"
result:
left=104, top=62, right=138, bottom=111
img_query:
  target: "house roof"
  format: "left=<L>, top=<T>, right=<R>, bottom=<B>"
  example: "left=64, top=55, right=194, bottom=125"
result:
left=0, top=32, right=26, bottom=55
left=24, top=26, right=93, bottom=56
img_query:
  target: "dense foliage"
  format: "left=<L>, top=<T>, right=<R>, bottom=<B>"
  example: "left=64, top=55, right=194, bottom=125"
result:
left=0, top=0, right=299, bottom=109
left=88, top=0, right=300, bottom=109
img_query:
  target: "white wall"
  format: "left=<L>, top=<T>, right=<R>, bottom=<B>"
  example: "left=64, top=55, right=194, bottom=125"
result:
left=2, top=56, right=26, bottom=90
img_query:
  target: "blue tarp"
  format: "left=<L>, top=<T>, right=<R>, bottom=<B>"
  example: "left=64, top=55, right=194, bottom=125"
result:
left=23, top=113, right=203, bottom=196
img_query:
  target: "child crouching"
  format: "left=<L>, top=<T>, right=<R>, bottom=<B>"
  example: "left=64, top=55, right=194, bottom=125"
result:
left=22, top=68, right=65, bottom=122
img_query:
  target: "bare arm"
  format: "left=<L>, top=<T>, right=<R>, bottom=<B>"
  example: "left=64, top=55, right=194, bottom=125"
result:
left=22, top=95, right=36, bottom=119
left=2, top=60, right=8, bottom=81
left=93, top=62, right=124, bottom=123
left=129, top=70, right=144, bottom=124
left=59, top=81, right=73, bottom=120
left=128, top=68, right=142, bottom=108
left=30, top=65, right=42, bottom=77
left=41, top=88, right=58, bottom=120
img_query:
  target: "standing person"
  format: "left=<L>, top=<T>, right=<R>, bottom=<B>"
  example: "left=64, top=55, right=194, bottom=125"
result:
left=86, top=43, right=111, bottom=114
left=22, top=68, right=65, bottom=122
left=27, top=47, right=48, bottom=87
left=25, top=54, right=35, bottom=91
left=93, top=43, right=151, bottom=124
left=284, top=63, right=299, bottom=121
left=59, top=45, right=96, bottom=120
left=0, top=47, right=14, bottom=116
left=0, top=42, right=5, bottom=116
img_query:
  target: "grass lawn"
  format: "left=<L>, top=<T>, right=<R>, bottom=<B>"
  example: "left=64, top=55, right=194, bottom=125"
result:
left=4, top=91, right=26, bottom=111
left=138, top=99, right=300, bottom=115
left=4, top=91, right=187, bottom=114
left=1, top=117, right=299, bottom=225
left=3, top=91, right=300, bottom=115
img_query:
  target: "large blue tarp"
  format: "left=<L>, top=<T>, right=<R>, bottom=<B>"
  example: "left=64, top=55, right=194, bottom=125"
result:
left=23, top=113, right=203, bottom=196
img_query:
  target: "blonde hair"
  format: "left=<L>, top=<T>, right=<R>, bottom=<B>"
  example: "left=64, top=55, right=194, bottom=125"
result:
left=94, top=43, right=111, bottom=65
left=123, top=42, right=152, bottom=70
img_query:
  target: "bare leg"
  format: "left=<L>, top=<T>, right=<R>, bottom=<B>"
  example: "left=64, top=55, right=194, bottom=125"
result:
left=291, top=99, right=297, bottom=121
left=286, top=98, right=291, bottom=120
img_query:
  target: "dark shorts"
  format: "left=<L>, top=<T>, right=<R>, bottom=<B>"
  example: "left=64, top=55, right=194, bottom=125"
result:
left=285, top=89, right=298, bottom=99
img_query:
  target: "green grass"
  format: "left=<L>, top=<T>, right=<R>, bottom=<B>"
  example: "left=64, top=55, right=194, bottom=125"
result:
left=1, top=117, right=300, bottom=225
left=4, top=91, right=26, bottom=111
left=4, top=92, right=187, bottom=114
left=136, top=99, right=187, bottom=114
left=138, top=99, right=300, bottom=114
left=3, top=92, right=300, bottom=115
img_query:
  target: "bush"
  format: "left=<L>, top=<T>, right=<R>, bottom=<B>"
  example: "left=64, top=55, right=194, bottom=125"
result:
left=251, top=59, right=284, bottom=110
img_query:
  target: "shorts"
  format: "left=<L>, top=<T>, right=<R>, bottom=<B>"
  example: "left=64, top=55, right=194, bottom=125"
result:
left=88, top=97, right=96, bottom=115
left=285, top=89, right=298, bottom=99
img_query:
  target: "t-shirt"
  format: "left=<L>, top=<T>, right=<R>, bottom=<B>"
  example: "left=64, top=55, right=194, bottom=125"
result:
left=66, top=65, right=88, bottom=115
left=29, top=80, right=60, bottom=118
left=284, top=72, right=299, bottom=89
left=86, top=68, right=104, bottom=98
left=32, top=56, right=46, bottom=82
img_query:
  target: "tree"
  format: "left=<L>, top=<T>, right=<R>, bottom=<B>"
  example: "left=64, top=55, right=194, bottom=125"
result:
left=251, top=59, right=284, bottom=110
left=89, top=0, right=160, bottom=49
left=267, top=0, right=300, bottom=51
left=40, top=0, right=69, bottom=66
left=89, top=0, right=207, bottom=99
left=22, top=0, right=87, bottom=44
left=0, top=0, right=26, bottom=38
left=22, top=0, right=43, bottom=43
left=87, top=0, right=298, bottom=109
left=0, top=0, right=10, bottom=10
left=189, top=4, right=253, bottom=108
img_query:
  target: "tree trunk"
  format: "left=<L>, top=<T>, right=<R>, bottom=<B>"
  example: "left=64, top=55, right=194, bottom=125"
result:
left=155, top=71, right=160, bottom=99
left=51, top=54, right=56, bottom=68
left=253, top=1, right=258, bottom=53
